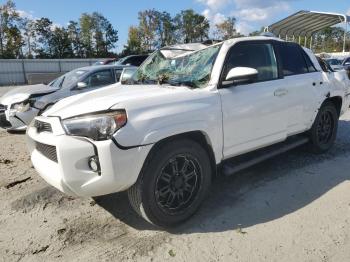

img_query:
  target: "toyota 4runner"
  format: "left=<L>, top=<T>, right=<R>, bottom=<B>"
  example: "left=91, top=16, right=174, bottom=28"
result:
left=27, top=37, right=350, bottom=227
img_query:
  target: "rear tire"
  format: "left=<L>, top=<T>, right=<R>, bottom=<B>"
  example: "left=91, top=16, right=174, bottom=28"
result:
left=128, top=139, right=212, bottom=227
left=308, top=101, right=338, bottom=153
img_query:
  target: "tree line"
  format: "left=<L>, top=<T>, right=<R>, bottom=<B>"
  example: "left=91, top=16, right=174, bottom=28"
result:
left=0, top=0, right=349, bottom=59
left=122, top=9, right=242, bottom=55
left=0, top=0, right=118, bottom=58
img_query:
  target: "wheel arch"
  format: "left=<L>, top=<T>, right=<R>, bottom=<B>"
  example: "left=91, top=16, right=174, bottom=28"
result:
left=146, top=131, right=218, bottom=179
left=323, top=96, right=342, bottom=117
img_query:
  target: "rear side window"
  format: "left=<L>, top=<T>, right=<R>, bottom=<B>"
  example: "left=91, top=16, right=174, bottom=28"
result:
left=302, top=50, right=317, bottom=72
left=279, top=43, right=308, bottom=76
left=223, top=42, right=279, bottom=82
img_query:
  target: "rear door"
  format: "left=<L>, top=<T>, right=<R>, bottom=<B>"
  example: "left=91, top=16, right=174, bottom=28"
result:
left=277, top=43, right=324, bottom=134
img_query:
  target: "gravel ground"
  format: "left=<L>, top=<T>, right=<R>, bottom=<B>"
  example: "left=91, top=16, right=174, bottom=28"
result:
left=0, top=85, right=350, bottom=261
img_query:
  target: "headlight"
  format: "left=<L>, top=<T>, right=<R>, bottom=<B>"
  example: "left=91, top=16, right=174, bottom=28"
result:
left=62, top=110, right=127, bottom=141
left=11, top=102, right=30, bottom=113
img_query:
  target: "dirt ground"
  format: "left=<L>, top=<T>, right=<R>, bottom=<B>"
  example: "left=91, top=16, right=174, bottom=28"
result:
left=1, top=86, right=350, bottom=261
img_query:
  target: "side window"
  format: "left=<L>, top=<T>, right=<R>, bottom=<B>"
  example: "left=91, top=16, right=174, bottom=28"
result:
left=84, top=70, right=114, bottom=88
left=279, top=43, right=308, bottom=76
left=122, top=57, right=133, bottom=65
left=114, top=69, right=123, bottom=82
left=302, top=50, right=317, bottom=72
left=129, top=56, right=141, bottom=66
left=223, top=42, right=278, bottom=83
left=134, top=56, right=147, bottom=66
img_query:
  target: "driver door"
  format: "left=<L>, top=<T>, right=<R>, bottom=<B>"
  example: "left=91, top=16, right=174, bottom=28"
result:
left=219, top=41, right=289, bottom=158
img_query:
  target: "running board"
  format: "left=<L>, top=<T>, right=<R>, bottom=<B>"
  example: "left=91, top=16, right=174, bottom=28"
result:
left=222, top=136, right=309, bottom=177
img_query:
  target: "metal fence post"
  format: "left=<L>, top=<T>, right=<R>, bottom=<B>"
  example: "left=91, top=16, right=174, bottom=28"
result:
left=21, top=59, right=27, bottom=84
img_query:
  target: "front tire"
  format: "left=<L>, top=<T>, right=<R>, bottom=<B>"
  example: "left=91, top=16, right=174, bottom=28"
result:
left=308, top=101, right=338, bottom=153
left=128, top=139, right=212, bottom=227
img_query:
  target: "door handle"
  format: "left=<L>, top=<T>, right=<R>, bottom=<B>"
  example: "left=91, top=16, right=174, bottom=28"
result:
left=274, top=89, right=288, bottom=97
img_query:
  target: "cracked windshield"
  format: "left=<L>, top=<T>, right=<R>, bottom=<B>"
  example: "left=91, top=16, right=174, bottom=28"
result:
left=132, top=44, right=222, bottom=88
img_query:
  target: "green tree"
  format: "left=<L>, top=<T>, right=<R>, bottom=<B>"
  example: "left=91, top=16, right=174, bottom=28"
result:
left=79, top=12, right=118, bottom=57
left=51, top=26, right=73, bottom=58
left=34, top=17, right=54, bottom=58
left=91, top=12, right=118, bottom=57
left=138, top=9, right=159, bottom=51
left=20, top=17, right=36, bottom=58
left=0, top=0, right=23, bottom=58
left=67, top=20, right=83, bottom=57
left=156, top=11, right=175, bottom=47
left=313, top=26, right=346, bottom=53
left=123, top=26, right=143, bottom=55
left=174, top=9, right=210, bottom=43
left=79, top=13, right=95, bottom=57
left=214, top=17, right=238, bottom=40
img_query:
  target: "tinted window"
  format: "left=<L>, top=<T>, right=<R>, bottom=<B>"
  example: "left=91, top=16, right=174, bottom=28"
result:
left=224, top=42, right=278, bottom=82
left=84, top=70, right=114, bottom=88
left=122, top=57, right=133, bottom=65
left=280, top=43, right=308, bottom=76
left=302, top=50, right=317, bottom=72
left=135, top=55, right=148, bottom=66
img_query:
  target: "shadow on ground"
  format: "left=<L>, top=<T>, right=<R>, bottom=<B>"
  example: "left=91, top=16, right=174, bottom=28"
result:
left=81, top=120, right=350, bottom=233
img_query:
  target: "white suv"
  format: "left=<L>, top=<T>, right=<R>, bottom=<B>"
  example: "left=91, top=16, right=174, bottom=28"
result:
left=27, top=37, right=350, bottom=227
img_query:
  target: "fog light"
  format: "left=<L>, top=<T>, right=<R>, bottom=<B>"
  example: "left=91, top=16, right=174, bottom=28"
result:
left=88, top=156, right=100, bottom=173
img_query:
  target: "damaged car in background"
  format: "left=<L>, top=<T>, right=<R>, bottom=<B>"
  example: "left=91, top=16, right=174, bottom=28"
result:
left=0, top=64, right=136, bottom=131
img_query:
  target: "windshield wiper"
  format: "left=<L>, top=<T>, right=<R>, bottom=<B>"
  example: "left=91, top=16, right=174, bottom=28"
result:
left=165, top=80, right=198, bottom=89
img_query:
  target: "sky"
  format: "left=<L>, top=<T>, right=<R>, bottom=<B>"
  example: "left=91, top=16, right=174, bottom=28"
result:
left=5, top=0, right=350, bottom=52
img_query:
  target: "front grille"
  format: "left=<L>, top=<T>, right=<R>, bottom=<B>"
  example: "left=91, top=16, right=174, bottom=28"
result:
left=36, top=142, right=58, bottom=162
left=34, top=120, right=52, bottom=133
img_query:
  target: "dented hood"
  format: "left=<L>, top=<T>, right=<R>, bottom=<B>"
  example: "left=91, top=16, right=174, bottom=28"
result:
left=0, top=84, right=58, bottom=105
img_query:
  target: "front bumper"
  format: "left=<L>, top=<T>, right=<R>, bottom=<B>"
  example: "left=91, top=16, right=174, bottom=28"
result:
left=0, top=106, right=39, bottom=131
left=27, top=116, right=152, bottom=197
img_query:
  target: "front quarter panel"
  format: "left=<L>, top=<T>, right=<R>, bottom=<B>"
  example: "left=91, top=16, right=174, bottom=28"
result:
left=112, top=89, right=223, bottom=163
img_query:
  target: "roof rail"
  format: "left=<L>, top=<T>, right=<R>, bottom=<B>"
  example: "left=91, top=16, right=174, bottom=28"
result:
left=202, top=39, right=223, bottom=45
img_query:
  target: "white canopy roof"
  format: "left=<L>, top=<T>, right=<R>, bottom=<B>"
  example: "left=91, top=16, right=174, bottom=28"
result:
left=267, top=10, right=349, bottom=37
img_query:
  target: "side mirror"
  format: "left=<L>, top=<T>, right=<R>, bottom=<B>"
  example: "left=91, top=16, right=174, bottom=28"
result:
left=225, top=67, right=259, bottom=82
left=344, top=62, right=350, bottom=66
left=76, top=82, right=87, bottom=89
left=120, top=67, right=137, bottom=84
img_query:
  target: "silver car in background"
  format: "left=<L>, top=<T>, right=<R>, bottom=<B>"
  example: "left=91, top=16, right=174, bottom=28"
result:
left=0, top=64, right=132, bottom=131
